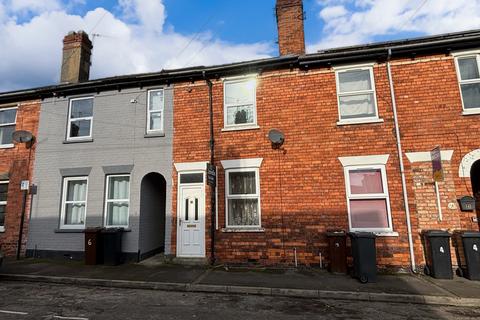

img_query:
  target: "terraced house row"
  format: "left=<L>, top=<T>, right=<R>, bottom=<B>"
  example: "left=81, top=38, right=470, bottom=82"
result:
left=0, top=0, right=479, bottom=272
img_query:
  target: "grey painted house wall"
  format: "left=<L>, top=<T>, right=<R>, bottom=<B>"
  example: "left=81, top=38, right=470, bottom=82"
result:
left=27, top=86, right=173, bottom=259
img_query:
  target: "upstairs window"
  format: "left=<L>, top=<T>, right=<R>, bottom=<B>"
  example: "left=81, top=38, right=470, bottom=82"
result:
left=336, top=66, right=379, bottom=124
left=104, top=175, right=130, bottom=227
left=67, top=97, right=93, bottom=140
left=147, top=89, right=164, bottom=134
left=0, top=180, right=8, bottom=232
left=455, top=54, right=480, bottom=113
left=60, top=177, right=88, bottom=229
left=0, top=107, right=17, bottom=147
left=224, top=78, right=257, bottom=129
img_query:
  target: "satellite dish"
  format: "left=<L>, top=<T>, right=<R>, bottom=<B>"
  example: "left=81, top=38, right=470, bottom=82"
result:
left=12, top=130, right=34, bottom=143
left=268, top=129, right=285, bottom=147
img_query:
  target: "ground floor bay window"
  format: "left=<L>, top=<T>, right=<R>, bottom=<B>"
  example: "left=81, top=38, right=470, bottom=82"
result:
left=221, top=158, right=263, bottom=230
left=339, top=155, right=393, bottom=233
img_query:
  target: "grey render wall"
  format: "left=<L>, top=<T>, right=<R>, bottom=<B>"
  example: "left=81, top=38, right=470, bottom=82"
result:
left=27, top=86, right=173, bottom=257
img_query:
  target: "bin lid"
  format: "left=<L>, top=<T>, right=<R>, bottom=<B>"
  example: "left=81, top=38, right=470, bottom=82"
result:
left=347, top=232, right=376, bottom=238
left=84, top=227, right=104, bottom=233
left=101, top=227, right=124, bottom=233
left=425, top=230, right=451, bottom=237
left=326, top=230, right=346, bottom=236
left=461, top=231, right=480, bottom=238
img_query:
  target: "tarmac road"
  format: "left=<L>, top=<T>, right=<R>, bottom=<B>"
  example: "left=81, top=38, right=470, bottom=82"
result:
left=0, top=281, right=479, bottom=320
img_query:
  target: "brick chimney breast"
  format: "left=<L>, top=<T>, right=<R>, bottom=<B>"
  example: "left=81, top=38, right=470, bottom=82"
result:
left=60, top=30, right=93, bottom=84
left=275, top=0, right=305, bottom=56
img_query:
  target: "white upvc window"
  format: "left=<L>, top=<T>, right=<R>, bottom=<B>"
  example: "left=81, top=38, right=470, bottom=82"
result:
left=67, top=97, right=94, bottom=140
left=60, top=177, right=88, bottom=229
left=225, top=168, right=261, bottom=228
left=0, top=180, right=8, bottom=232
left=335, top=65, right=380, bottom=124
left=0, top=107, right=17, bottom=147
left=223, top=77, right=257, bottom=129
left=344, top=165, right=393, bottom=232
left=147, top=89, right=164, bottom=134
left=454, top=53, right=480, bottom=114
left=104, top=174, right=130, bottom=228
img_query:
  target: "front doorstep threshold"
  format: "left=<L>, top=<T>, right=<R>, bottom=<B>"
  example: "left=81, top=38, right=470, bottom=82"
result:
left=0, top=273, right=478, bottom=308
left=172, top=257, right=208, bottom=266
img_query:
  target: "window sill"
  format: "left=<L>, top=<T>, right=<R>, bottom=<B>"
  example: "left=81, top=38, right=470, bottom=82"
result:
left=54, top=228, right=85, bottom=233
left=0, top=227, right=5, bottom=233
left=462, top=109, right=480, bottom=116
left=350, top=231, right=398, bottom=237
left=221, top=125, right=260, bottom=132
left=374, top=231, right=399, bottom=237
left=63, top=138, right=94, bottom=144
left=54, top=228, right=132, bottom=233
left=221, top=227, right=265, bottom=233
left=144, top=132, right=165, bottom=138
left=0, top=144, right=14, bottom=149
left=336, top=118, right=384, bottom=126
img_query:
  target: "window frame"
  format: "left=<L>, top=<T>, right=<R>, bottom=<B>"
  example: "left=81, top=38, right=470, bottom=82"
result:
left=146, top=89, right=165, bottom=135
left=223, top=76, right=258, bottom=130
left=66, top=96, right=94, bottom=141
left=0, top=180, right=8, bottom=232
left=59, top=176, right=88, bottom=230
left=104, top=174, right=131, bottom=228
left=0, top=106, right=18, bottom=148
left=454, top=53, right=480, bottom=114
left=225, top=167, right=261, bottom=228
left=335, top=65, right=380, bottom=124
left=343, top=164, right=393, bottom=232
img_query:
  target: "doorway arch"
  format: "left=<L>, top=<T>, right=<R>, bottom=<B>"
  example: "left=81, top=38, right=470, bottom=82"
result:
left=139, top=172, right=167, bottom=260
left=470, top=161, right=480, bottom=229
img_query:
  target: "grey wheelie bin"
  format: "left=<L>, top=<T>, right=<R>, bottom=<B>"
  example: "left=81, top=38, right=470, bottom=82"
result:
left=348, top=232, right=377, bottom=283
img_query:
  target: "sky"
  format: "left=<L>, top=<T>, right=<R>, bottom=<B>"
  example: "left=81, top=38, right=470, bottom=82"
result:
left=0, top=0, right=479, bottom=92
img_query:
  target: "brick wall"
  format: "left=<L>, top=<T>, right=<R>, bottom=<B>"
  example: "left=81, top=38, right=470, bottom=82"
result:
left=0, top=100, right=40, bottom=256
left=172, top=64, right=414, bottom=268
left=392, top=55, right=480, bottom=268
left=172, top=52, right=480, bottom=269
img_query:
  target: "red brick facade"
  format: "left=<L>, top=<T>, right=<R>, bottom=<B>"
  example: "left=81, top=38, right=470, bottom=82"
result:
left=0, top=100, right=39, bottom=256
left=393, top=54, right=480, bottom=267
left=171, top=53, right=480, bottom=270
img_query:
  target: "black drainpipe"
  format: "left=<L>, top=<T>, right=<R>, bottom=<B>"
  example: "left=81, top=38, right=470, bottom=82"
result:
left=204, top=72, right=216, bottom=265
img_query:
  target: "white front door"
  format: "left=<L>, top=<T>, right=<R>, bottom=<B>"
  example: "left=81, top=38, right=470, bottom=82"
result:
left=178, top=186, right=205, bottom=257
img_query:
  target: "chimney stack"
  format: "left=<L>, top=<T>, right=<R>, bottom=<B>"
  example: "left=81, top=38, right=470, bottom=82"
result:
left=275, top=0, right=305, bottom=56
left=60, top=30, right=92, bottom=84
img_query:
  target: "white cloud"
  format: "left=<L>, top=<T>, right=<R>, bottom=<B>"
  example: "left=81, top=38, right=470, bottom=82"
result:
left=9, top=0, right=62, bottom=15
left=309, top=0, right=480, bottom=52
left=119, top=0, right=166, bottom=33
left=319, top=5, right=347, bottom=20
left=0, top=0, right=272, bottom=92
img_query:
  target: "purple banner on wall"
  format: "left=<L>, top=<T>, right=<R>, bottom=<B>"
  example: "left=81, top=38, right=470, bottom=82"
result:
left=431, top=146, right=444, bottom=182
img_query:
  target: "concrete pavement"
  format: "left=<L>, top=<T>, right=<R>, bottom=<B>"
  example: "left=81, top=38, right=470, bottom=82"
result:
left=0, top=258, right=479, bottom=307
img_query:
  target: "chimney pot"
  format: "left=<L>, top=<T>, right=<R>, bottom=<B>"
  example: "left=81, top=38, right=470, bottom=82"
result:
left=275, top=0, right=305, bottom=56
left=60, top=31, right=93, bottom=84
